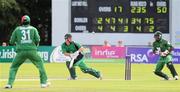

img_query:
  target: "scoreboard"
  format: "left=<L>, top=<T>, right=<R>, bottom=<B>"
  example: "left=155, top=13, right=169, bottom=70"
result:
left=71, top=0, right=169, bottom=33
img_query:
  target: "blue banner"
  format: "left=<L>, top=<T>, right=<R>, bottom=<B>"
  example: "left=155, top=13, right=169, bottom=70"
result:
left=127, top=47, right=180, bottom=64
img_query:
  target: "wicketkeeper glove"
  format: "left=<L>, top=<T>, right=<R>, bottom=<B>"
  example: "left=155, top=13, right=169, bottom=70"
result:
left=154, top=51, right=160, bottom=55
left=160, top=50, right=169, bottom=56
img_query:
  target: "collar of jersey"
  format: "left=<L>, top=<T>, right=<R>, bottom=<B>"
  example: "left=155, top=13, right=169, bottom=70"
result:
left=65, top=42, right=73, bottom=46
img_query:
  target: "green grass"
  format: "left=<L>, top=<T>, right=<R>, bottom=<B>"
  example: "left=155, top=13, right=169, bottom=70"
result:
left=0, top=62, right=180, bottom=92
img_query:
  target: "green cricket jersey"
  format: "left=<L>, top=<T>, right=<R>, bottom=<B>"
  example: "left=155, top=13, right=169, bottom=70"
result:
left=10, top=25, right=40, bottom=51
left=152, top=38, right=173, bottom=54
left=61, top=42, right=81, bottom=54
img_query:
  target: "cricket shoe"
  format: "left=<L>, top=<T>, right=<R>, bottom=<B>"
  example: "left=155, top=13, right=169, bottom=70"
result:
left=98, top=72, right=103, bottom=80
left=98, top=75, right=103, bottom=80
left=174, top=76, right=179, bottom=80
left=4, top=85, right=12, bottom=89
left=161, top=77, right=172, bottom=81
left=67, top=77, right=78, bottom=80
left=41, top=82, right=51, bottom=88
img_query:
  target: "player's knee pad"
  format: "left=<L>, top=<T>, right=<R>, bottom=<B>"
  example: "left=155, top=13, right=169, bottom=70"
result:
left=166, top=62, right=177, bottom=75
left=166, top=62, right=176, bottom=71
left=166, top=62, right=173, bottom=68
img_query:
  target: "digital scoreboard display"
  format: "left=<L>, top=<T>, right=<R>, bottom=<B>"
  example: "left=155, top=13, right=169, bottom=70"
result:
left=71, top=0, right=169, bottom=33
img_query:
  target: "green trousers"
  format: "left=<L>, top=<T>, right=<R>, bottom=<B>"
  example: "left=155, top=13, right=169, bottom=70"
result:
left=154, top=55, right=178, bottom=79
left=7, top=50, right=48, bottom=85
left=66, top=58, right=101, bottom=79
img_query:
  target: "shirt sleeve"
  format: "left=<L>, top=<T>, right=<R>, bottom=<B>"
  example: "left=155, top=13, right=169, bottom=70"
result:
left=61, top=44, right=67, bottom=53
left=9, top=28, right=17, bottom=45
left=166, top=41, right=173, bottom=50
left=152, top=42, right=157, bottom=53
left=74, top=42, right=82, bottom=49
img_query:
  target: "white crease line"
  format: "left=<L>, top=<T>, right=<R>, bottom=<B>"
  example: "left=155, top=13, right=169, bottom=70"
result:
left=0, top=78, right=123, bottom=81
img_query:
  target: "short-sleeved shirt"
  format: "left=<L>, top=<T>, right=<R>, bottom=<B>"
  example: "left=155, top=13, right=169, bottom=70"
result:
left=61, top=42, right=81, bottom=54
left=10, top=25, right=40, bottom=51
left=153, top=38, right=173, bottom=54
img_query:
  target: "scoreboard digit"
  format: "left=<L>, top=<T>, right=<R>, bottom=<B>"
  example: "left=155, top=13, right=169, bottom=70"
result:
left=71, top=0, right=169, bottom=33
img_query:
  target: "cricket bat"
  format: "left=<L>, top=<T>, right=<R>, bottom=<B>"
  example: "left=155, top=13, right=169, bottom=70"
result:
left=69, top=57, right=75, bottom=68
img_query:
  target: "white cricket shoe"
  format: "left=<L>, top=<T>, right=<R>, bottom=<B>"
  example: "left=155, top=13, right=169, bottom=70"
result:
left=161, top=77, right=172, bottom=81
left=98, top=76, right=103, bottom=80
left=67, top=77, right=77, bottom=80
left=4, top=85, right=12, bottom=89
left=98, top=72, right=103, bottom=80
left=41, top=82, right=51, bottom=88
left=174, top=76, right=179, bottom=80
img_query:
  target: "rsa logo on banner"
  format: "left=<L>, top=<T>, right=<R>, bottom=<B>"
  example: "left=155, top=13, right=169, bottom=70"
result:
left=127, top=47, right=180, bottom=64
left=91, top=46, right=125, bottom=58
left=127, top=47, right=159, bottom=64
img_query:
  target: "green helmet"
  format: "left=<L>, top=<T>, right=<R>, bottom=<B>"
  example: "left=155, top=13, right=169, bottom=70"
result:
left=154, top=31, right=162, bottom=36
left=21, top=15, right=30, bottom=25
left=64, top=34, right=72, bottom=40
left=154, top=31, right=162, bottom=40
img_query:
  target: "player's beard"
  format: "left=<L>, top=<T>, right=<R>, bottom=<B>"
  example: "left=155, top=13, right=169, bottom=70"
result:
left=154, top=36, right=161, bottom=41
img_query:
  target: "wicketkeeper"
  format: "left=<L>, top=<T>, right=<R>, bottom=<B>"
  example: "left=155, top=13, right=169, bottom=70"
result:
left=153, top=31, right=178, bottom=80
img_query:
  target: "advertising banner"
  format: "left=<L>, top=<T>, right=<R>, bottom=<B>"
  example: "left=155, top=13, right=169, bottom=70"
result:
left=50, top=45, right=125, bottom=63
left=0, top=46, right=55, bottom=62
left=127, top=47, right=180, bottom=64
left=50, top=46, right=71, bottom=63
left=1, top=46, right=179, bottom=64
left=91, top=46, right=126, bottom=59
left=50, top=45, right=92, bottom=63
left=172, top=49, right=180, bottom=64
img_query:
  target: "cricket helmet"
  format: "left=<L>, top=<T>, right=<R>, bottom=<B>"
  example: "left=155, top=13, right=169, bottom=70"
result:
left=64, top=34, right=72, bottom=40
left=154, top=31, right=162, bottom=40
left=21, top=15, right=30, bottom=25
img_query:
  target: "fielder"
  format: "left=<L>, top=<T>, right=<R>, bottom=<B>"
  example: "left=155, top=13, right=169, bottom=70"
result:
left=153, top=31, right=178, bottom=80
left=5, top=15, right=49, bottom=88
left=61, top=34, right=102, bottom=80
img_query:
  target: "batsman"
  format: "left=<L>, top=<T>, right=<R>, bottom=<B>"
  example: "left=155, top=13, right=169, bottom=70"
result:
left=153, top=31, right=178, bottom=80
left=5, top=15, right=49, bottom=88
left=61, top=34, right=102, bottom=80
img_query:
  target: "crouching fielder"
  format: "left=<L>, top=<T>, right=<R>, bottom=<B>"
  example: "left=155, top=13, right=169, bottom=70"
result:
left=61, top=34, right=102, bottom=80
left=153, top=31, right=178, bottom=80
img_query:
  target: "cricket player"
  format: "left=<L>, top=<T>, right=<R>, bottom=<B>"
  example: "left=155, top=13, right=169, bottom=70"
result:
left=153, top=31, right=179, bottom=80
left=5, top=15, right=49, bottom=88
left=61, top=34, right=102, bottom=80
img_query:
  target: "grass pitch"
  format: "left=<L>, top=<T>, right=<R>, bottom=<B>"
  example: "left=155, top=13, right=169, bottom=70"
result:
left=0, top=62, right=180, bottom=92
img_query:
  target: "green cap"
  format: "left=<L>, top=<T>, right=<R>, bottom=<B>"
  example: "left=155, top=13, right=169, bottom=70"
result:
left=21, top=15, right=30, bottom=25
